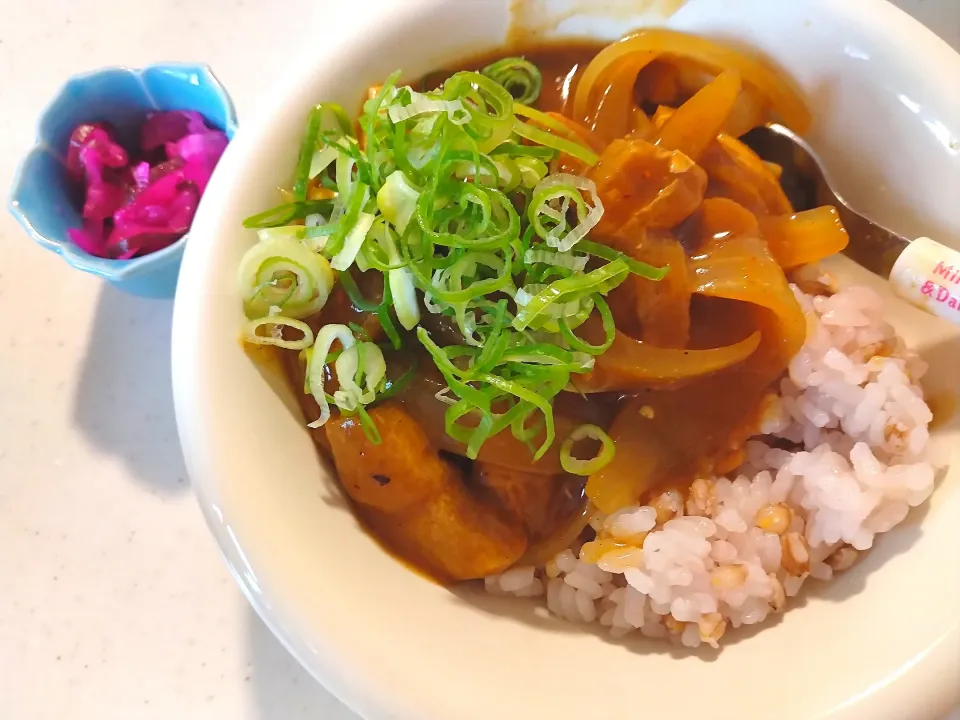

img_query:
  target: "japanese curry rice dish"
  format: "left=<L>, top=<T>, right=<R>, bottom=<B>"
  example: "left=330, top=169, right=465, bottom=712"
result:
left=237, top=30, right=938, bottom=648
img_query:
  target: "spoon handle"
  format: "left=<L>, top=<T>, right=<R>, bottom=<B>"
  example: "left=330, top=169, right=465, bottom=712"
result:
left=889, top=237, right=960, bottom=325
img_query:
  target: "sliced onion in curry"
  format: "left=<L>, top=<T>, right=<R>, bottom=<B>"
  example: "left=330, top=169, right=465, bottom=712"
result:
left=572, top=28, right=810, bottom=134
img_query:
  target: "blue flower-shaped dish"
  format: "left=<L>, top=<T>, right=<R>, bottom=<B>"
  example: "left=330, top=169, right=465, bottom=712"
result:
left=8, top=63, right=238, bottom=298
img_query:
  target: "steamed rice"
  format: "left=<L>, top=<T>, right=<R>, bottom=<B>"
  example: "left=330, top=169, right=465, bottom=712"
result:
left=484, top=282, right=937, bottom=647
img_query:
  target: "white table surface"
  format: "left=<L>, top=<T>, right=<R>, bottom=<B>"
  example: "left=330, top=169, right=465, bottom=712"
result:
left=0, top=1, right=957, bottom=719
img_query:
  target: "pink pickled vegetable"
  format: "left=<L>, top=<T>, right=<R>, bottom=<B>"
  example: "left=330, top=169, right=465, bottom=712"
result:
left=66, top=123, right=128, bottom=178
left=108, top=171, right=200, bottom=255
left=130, top=161, right=151, bottom=192
left=67, top=221, right=106, bottom=256
left=140, top=110, right=210, bottom=151
left=66, top=124, right=130, bottom=222
left=148, top=158, right=185, bottom=184
left=165, top=132, right=229, bottom=194
left=65, top=111, right=229, bottom=259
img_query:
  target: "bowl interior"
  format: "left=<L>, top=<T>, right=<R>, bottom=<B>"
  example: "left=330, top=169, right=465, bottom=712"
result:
left=173, top=1, right=960, bottom=718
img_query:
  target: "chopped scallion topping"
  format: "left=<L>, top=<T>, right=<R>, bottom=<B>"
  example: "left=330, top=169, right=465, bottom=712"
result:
left=239, top=64, right=669, bottom=461
left=560, top=424, right=615, bottom=475
left=480, top=57, right=543, bottom=105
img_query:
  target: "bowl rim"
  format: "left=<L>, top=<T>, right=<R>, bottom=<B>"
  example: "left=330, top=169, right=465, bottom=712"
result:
left=6, top=61, right=238, bottom=281
left=172, top=1, right=960, bottom=718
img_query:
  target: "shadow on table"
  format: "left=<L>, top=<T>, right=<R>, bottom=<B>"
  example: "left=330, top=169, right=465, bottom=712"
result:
left=71, top=284, right=188, bottom=494
left=247, top=606, right=359, bottom=719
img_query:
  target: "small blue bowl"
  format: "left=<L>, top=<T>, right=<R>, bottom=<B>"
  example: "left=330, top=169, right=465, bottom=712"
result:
left=7, top=63, right=238, bottom=298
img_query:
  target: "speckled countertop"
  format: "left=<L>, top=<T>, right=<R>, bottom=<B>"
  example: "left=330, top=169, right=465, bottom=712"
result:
left=0, top=1, right=957, bottom=719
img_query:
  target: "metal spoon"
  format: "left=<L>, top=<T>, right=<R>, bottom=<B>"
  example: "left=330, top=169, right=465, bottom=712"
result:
left=743, top=123, right=960, bottom=325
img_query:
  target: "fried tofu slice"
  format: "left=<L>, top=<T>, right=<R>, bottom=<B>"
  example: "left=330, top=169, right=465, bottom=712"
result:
left=472, top=463, right=558, bottom=537
left=326, top=403, right=527, bottom=580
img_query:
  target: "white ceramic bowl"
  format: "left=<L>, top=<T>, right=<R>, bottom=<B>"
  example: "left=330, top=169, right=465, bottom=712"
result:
left=172, top=1, right=960, bottom=717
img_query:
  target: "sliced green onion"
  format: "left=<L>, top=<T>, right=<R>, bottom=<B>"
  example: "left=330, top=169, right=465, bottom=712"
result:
left=389, top=92, right=470, bottom=125
left=560, top=424, right=615, bottom=475
left=355, top=405, right=382, bottom=444
left=348, top=321, right=372, bottom=342
left=529, top=174, right=604, bottom=252
left=243, top=200, right=335, bottom=229
left=338, top=269, right=381, bottom=312
left=495, top=157, right=522, bottom=192
left=333, top=341, right=386, bottom=410
left=407, top=248, right=514, bottom=305
left=514, top=120, right=599, bottom=166
left=324, top=183, right=370, bottom=258
left=360, top=218, right=406, bottom=272
left=481, top=57, right=542, bottom=105
left=488, top=396, right=534, bottom=438
left=378, top=309, right=403, bottom=350
left=469, top=299, right=509, bottom=376
left=514, top=103, right=588, bottom=140
left=299, top=347, right=313, bottom=394
left=576, top=239, right=670, bottom=281
left=293, top=106, right=325, bottom=201
left=244, top=272, right=296, bottom=316
left=389, top=266, right=420, bottom=330
left=339, top=269, right=406, bottom=347
left=447, top=398, right=497, bottom=459
left=478, top=372, right=554, bottom=460
left=305, top=222, right=338, bottom=245
left=354, top=244, right=372, bottom=272
left=558, top=294, right=615, bottom=355
left=317, top=102, right=355, bottom=136
left=364, top=72, right=402, bottom=118
left=420, top=186, right=520, bottom=252
left=453, top=156, right=522, bottom=191
left=256, top=226, right=304, bottom=244
left=441, top=71, right=515, bottom=153
left=491, top=143, right=555, bottom=160
left=309, top=145, right=340, bottom=179
left=241, top=316, right=315, bottom=350
left=378, top=274, right=403, bottom=350
left=305, top=212, right=327, bottom=227
left=510, top=405, right=544, bottom=442
left=515, top=157, right=549, bottom=188
left=416, top=326, right=467, bottom=380
left=361, top=70, right=402, bottom=188
left=330, top=211, right=375, bottom=271
left=515, top=284, right=585, bottom=320
left=373, top=354, right=418, bottom=403
left=238, top=235, right=334, bottom=319
left=417, top=328, right=498, bottom=455
left=524, top=247, right=588, bottom=272
left=513, top=260, right=629, bottom=331
left=377, top=170, right=420, bottom=233
left=501, top=345, right=594, bottom=372
left=307, top=324, right=357, bottom=427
